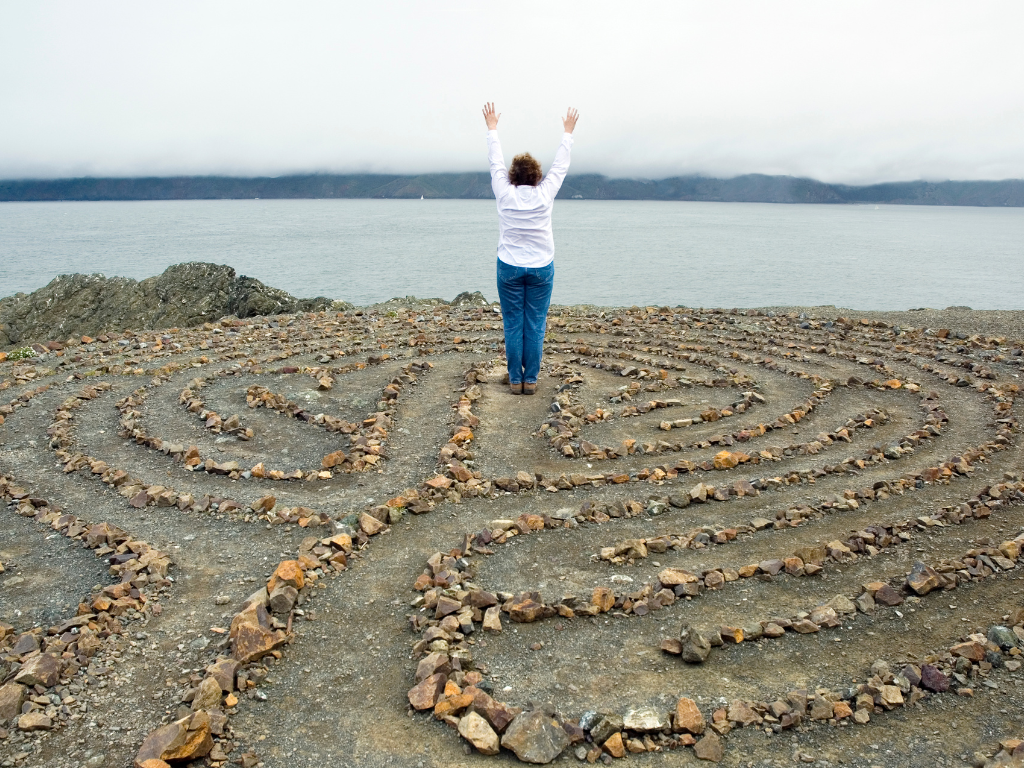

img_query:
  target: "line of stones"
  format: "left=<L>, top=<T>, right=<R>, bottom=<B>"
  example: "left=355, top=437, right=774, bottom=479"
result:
left=705, top=319, right=1018, bottom=417
left=594, top=389, right=1016, bottom=569
left=400, top=480, right=1024, bottom=763
left=131, top=464, right=414, bottom=765
left=0, top=381, right=52, bottom=427
left=413, top=362, right=935, bottom=516
left=0, top=475, right=174, bottom=741
left=137, top=359, right=429, bottom=479
left=536, top=350, right=772, bottom=459
left=48, top=381, right=266, bottom=523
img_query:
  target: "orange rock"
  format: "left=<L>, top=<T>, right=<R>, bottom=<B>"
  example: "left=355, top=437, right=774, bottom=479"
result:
left=675, top=697, right=705, bottom=734
left=833, top=701, right=852, bottom=719
left=267, top=560, right=304, bottom=592
left=321, top=450, right=347, bottom=468
left=592, top=586, right=615, bottom=613
left=134, top=713, right=213, bottom=767
left=434, top=692, right=474, bottom=719
left=719, top=626, right=743, bottom=644
left=603, top=732, right=625, bottom=758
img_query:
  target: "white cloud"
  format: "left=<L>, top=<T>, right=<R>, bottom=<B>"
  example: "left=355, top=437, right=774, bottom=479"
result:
left=1, top=1, right=1022, bottom=183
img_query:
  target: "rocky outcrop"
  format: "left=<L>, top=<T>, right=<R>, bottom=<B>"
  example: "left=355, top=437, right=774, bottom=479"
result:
left=0, top=262, right=335, bottom=347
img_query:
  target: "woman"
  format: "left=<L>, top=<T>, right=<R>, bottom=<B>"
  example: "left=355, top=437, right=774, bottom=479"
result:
left=483, top=102, right=579, bottom=395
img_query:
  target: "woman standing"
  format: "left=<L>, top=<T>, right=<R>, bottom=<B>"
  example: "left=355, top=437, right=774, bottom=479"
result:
left=483, top=102, right=579, bottom=395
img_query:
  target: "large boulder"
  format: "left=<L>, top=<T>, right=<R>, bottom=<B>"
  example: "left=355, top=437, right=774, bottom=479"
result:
left=0, top=262, right=335, bottom=347
left=500, top=708, right=569, bottom=764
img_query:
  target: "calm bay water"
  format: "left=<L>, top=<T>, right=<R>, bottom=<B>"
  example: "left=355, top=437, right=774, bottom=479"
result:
left=1, top=199, right=1022, bottom=309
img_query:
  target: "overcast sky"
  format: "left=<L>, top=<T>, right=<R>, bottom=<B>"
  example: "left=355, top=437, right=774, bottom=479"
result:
left=2, top=2, right=1022, bottom=184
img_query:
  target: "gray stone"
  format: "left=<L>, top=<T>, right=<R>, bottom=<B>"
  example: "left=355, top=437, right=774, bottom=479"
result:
left=589, top=713, right=624, bottom=744
left=988, top=625, right=1020, bottom=650
left=500, top=709, right=570, bottom=764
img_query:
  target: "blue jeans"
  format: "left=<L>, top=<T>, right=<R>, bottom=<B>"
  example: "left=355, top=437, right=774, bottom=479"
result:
left=496, top=258, right=555, bottom=384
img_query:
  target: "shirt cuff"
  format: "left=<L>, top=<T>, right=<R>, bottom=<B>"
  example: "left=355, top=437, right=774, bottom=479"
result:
left=487, top=129, right=498, bottom=136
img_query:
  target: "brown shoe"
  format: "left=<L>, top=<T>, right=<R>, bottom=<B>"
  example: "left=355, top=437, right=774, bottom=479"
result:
left=509, top=383, right=523, bottom=395
left=523, top=383, right=537, bottom=395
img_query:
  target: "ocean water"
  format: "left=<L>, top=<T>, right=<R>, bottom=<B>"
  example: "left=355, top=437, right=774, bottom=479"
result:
left=1, top=199, right=1022, bottom=310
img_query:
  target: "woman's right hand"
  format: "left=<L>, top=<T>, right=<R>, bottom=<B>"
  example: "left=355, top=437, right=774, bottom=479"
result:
left=483, top=102, right=500, bottom=131
left=562, top=107, right=579, bottom=134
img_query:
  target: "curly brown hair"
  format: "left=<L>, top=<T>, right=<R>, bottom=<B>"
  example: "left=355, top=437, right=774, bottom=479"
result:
left=508, top=152, right=542, bottom=186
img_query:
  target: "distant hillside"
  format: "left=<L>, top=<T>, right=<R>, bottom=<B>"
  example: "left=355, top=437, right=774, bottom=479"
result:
left=2, top=173, right=1023, bottom=206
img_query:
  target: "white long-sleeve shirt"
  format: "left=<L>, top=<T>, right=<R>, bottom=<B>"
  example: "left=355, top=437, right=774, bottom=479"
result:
left=487, top=129, right=573, bottom=268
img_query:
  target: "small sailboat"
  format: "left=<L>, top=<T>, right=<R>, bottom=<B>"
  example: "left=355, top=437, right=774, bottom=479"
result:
left=420, top=195, right=424, bottom=200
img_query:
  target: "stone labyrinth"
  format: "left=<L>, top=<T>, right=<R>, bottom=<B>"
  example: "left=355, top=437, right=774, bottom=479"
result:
left=1, top=301, right=1023, bottom=768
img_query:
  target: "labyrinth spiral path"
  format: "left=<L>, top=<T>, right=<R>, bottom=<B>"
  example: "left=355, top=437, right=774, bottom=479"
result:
left=1, top=303, right=1023, bottom=768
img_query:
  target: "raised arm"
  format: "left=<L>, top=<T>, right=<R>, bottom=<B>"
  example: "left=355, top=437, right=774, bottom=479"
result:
left=539, top=107, right=579, bottom=197
left=483, top=102, right=510, bottom=197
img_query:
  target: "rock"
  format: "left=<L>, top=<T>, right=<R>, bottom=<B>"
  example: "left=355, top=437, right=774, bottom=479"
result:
left=482, top=606, right=503, bottom=632
left=13, top=653, right=61, bottom=687
left=873, top=584, right=904, bottom=606
left=435, top=595, right=462, bottom=618
left=791, top=619, right=820, bottom=633
left=674, top=697, right=705, bottom=734
left=680, top=625, right=712, bottom=663
left=509, top=594, right=547, bottom=623
left=416, top=652, right=451, bottom=683
left=951, top=641, right=985, bottom=661
left=727, top=700, right=762, bottom=726
left=408, top=673, right=447, bottom=710
left=11, top=633, right=40, bottom=656
left=808, top=697, right=833, bottom=720
left=590, top=713, right=624, bottom=744
left=0, top=683, right=26, bottom=723
left=266, top=560, right=304, bottom=592
left=719, top=626, right=743, bottom=644
left=693, top=731, right=723, bottom=761
left=661, top=638, right=683, bottom=655
left=17, top=712, right=53, bottom=731
left=229, top=603, right=287, bottom=663
left=458, top=711, right=500, bottom=755
left=623, top=707, right=669, bottom=731
left=0, top=262, right=333, bottom=347
left=501, top=709, right=570, bottom=764
left=808, top=606, right=838, bottom=626
left=658, top=567, right=699, bottom=586
left=191, top=675, right=222, bottom=711
left=134, top=712, right=214, bottom=767
left=906, top=562, right=942, bottom=595
left=359, top=512, right=386, bottom=535
left=988, top=625, right=1020, bottom=650
left=268, top=585, right=298, bottom=614
left=828, top=595, right=857, bottom=614
left=591, top=586, right=615, bottom=613
left=855, top=591, right=876, bottom=614
left=603, top=732, right=625, bottom=758
left=468, top=688, right=521, bottom=733
left=879, top=685, right=904, bottom=708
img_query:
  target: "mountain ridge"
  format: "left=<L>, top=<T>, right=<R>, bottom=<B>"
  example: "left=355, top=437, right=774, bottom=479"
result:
left=2, top=173, right=1023, bottom=206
